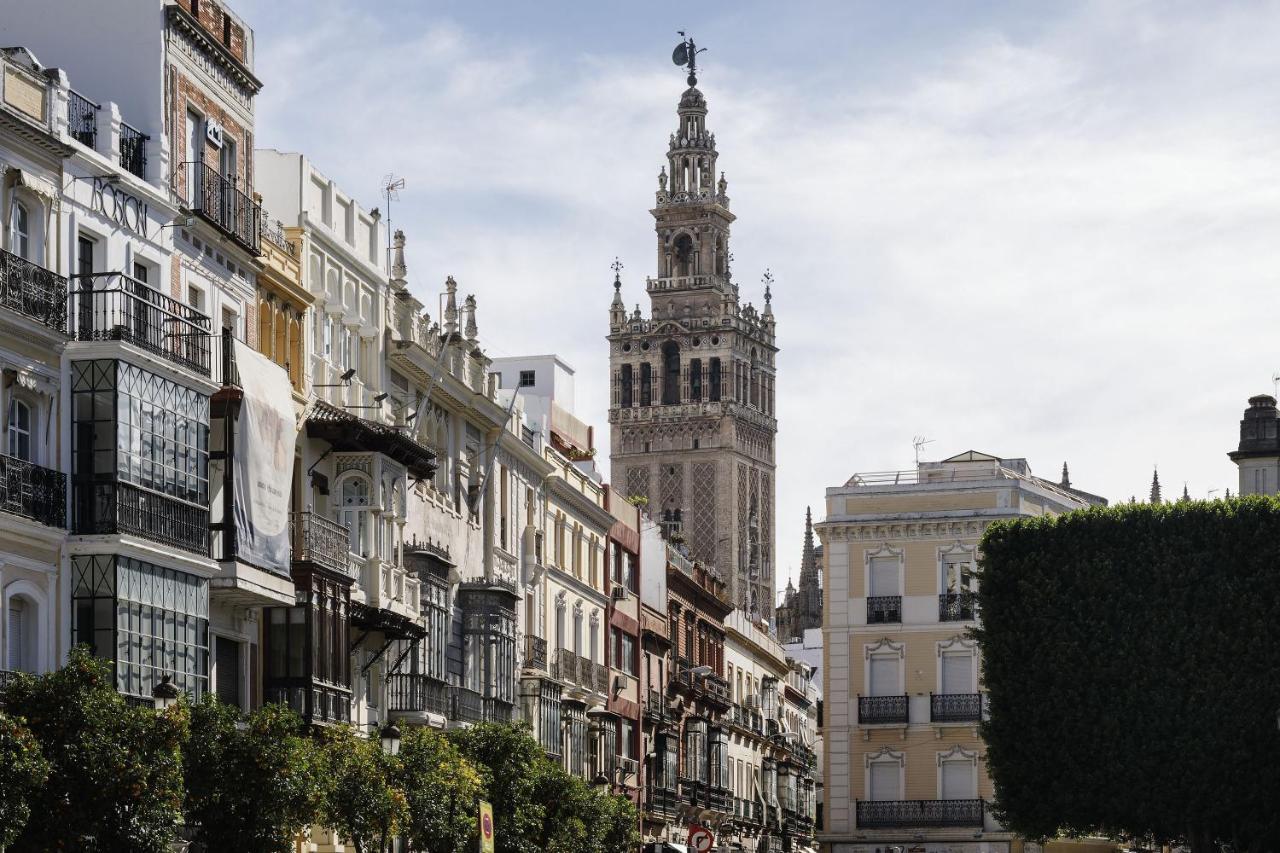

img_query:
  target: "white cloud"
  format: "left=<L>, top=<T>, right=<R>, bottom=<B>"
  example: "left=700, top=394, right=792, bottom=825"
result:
left=241, top=0, right=1280, bottom=594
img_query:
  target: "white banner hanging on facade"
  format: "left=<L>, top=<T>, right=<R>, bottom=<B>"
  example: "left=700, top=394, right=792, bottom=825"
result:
left=232, top=339, right=298, bottom=575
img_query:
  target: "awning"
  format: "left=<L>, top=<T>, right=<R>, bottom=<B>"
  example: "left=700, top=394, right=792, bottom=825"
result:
left=350, top=601, right=426, bottom=640
left=305, top=400, right=437, bottom=481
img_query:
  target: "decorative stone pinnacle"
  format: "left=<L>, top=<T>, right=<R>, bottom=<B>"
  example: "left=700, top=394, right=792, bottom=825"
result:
left=611, top=256, right=624, bottom=288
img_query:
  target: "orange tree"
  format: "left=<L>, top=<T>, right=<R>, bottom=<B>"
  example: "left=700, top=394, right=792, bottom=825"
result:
left=0, top=708, right=49, bottom=847
left=976, top=498, right=1280, bottom=853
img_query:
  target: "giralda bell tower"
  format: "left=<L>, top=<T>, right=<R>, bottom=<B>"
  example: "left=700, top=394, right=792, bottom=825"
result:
left=607, top=38, right=778, bottom=619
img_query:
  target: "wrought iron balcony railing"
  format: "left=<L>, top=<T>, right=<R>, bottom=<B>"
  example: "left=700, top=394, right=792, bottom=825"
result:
left=453, top=686, right=484, bottom=723
left=73, top=480, right=209, bottom=556
left=858, top=694, right=908, bottom=725
left=0, top=453, right=66, bottom=528
left=1, top=247, right=68, bottom=332
left=291, top=512, right=356, bottom=579
left=524, top=635, right=547, bottom=671
left=70, top=273, right=212, bottom=375
left=939, top=591, right=977, bottom=622
left=181, top=161, right=261, bottom=254
left=119, top=121, right=147, bottom=179
left=931, top=692, right=985, bottom=723
left=867, top=595, right=902, bottom=624
left=856, top=798, right=984, bottom=829
left=483, top=697, right=514, bottom=723
left=388, top=673, right=451, bottom=716
left=68, top=89, right=98, bottom=149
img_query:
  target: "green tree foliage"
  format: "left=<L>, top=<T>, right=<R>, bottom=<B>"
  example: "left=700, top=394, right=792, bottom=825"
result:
left=182, top=697, right=325, bottom=853
left=320, top=726, right=408, bottom=853
left=397, top=726, right=482, bottom=853
left=0, top=648, right=188, bottom=852
left=0, top=707, right=50, bottom=847
left=976, top=497, right=1280, bottom=853
left=449, top=722, right=639, bottom=853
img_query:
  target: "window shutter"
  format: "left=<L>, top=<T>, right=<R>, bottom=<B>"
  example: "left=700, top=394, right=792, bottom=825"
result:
left=941, top=759, right=976, bottom=799
left=7, top=601, right=24, bottom=671
left=869, top=761, right=899, bottom=801
left=215, top=636, right=242, bottom=707
left=869, top=557, right=897, bottom=597
left=869, top=655, right=897, bottom=697
left=941, top=652, right=974, bottom=695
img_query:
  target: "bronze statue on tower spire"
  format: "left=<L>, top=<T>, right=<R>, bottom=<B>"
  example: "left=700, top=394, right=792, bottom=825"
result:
left=672, top=32, right=707, bottom=86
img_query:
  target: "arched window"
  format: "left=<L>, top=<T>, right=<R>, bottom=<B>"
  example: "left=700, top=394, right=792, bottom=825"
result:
left=336, top=476, right=371, bottom=557
left=10, top=201, right=29, bottom=259
left=661, top=341, right=680, bottom=405
left=5, top=594, right=38, bottom=673
left=673, top=233, right=694, bottom=277
left=7, top=398, right=31, bottom=461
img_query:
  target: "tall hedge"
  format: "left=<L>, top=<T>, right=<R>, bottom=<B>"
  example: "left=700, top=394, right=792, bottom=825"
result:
left=976, top=497, right=1280, bottom=853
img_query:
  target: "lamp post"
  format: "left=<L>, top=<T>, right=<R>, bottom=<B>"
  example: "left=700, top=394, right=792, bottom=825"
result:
left=379, top=722, right=402, bottom=756
left=152, top=675, right=181, bottom=711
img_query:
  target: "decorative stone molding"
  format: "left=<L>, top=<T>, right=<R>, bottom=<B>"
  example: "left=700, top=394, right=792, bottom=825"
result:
left=864, top=637, right=905, bottom=659
left=937, top=634, right=977, bottom=655
left=936, top=743, right=979, bottom=765
left=865, top=745, right=905, bottom=767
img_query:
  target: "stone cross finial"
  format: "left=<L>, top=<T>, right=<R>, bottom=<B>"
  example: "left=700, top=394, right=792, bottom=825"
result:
left=464, top=294, right=478, bottom=340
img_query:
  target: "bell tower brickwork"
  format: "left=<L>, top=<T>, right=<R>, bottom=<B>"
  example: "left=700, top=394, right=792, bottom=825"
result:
left=607, top=81, right=778, bottom=620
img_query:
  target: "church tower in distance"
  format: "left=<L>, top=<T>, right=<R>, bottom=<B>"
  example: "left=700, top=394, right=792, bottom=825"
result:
left=608, top=65, right=778, bottom=620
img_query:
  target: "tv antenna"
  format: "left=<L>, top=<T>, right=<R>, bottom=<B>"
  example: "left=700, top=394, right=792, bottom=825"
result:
left=672, top=32, right=707, bottom=86
left=382, top=173, right=406, bottom=266
left=1272, top=371, right=1279, bottom=398
left=913, top=435, right=934, bottom=466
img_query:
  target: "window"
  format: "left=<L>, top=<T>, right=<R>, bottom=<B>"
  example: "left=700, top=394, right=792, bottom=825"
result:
left=868, top=759, right=901, bottom=801
left=7, top=398, right=31, bottom=460
left=337, top=476, right=370, bottom=556
left=869, top=556, right=898, bottom=597
left=519, top=370, right=535, bottom=387
left=188, top=284, right=205, bottom=312
left=661, top=341, right=680, bottom=405
left=6, top=596, right=35, bottom=672
left=940, top=757, right=976, bottom=799
left=619, top=717, right=637, bottom=761
left=221, top=305, right=238, bottom=338
left=868, top=655, right=899, bottom=697
left=612, top=627, right=637, bottom=676
left=214, top=636, right=242, bottom=707
left=77, top=233, right=96, bottom=278
left=133, top=261, right=149, bottom=285
left=620, top=364, right=633, bottom=408
left=689, top=359, right=702, bottom=401
left=943, top=556, right=974, bottom=593
left=941, top=651, right=975, bottom=695
left=221, top=10, right=231, bottom=45
left=709, top=726, right=728, bottom=789
left=72, top=554, right=210, bottom=701
left=709, top=358, right=721, bottom=401
left=640, top=363, right=652, bottom=406
left=684, top=718, right=708, bottom=782
left=10, top=201, right=29, bottom=259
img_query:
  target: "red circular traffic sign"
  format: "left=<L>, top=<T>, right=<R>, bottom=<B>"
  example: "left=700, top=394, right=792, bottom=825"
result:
left=688, top=825, right=714, bottom=852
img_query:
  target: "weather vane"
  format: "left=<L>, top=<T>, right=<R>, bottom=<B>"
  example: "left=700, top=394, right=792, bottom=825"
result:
left=672, top=31, right=707, bottom=86
left=611, top=257, right=624, bottom=289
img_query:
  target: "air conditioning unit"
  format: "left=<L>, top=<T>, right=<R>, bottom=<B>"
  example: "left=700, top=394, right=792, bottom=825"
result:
left=611, top=586, right=627, bottom=601
left=204, top=118, right=224, bottom=149
left=615, top=755, right=639, bottom=780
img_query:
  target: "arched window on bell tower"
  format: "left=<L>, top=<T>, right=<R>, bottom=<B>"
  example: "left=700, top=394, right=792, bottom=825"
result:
left=662, top=341, right=681, bottom=405
left=673, top=233, right=695, bottom=278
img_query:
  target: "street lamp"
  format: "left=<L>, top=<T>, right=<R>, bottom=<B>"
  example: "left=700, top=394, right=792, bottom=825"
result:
left=379, top=722, right=402, bottom=756
left=152, top=675, right=181, bottom=711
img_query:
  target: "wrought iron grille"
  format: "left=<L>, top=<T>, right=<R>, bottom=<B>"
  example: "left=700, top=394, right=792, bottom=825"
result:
left=939, top=591, right=977, bottom=622
left=931, top=692, right=985, bottom=723
left=857, top=694, right=908, bottom=725
left=181, top=161, right=261, bottom=254
left=74, top=480, right=209, bottom=555
left=259, top=210, right=294, bottom=255
left=1, top=247, right=68, bottom=332
left=291, top=512, right=356, bottom=579
left=483, top=697, right=514, bottom=723
left=70, top=273, right=212, bottom=375
left=454, top=686, right=484, bottom=723
left=0, top=453, right=66, bottom=528
left=855, top=798, right=984, bottom=828
left=388, top=673, right=451, bottom=716
left=68, top=89, right=98, bottom=149
left=524, top=635, right=547, bottom=671
left=119, top=122, right=147, bottom=178
left=867, top=595, right=902, bottom=624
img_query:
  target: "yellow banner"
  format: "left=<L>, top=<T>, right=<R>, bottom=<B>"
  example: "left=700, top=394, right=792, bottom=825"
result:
left=479, top=800, right=495, bottom=853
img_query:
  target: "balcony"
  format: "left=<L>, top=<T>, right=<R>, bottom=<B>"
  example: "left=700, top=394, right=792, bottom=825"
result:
left=483, top=697, right=515, bottom=723
left=70, top=273, right=212, bottom=376
left=119, top=121, right=147, bottom=179
left=867, top=595, right=901, bottom=624
left=67, top=88, right=97, bottom=149
left=524, top=635, right=547, bottom=671
left=551, top=648, right=609, bottom=694
left=939, top=591, right=977, bottom=622
left=0, top=454, right=66, bottom=528
left=265, top=683, right=352, bottom=727
left=454, top=686, right=484, bottom=723
left=73, top=480, right=209, bottom=556
left=931, top=692, right=985, bottom=723
left=1, top=247, right=68, bottom=333
left=182, top=161, right=261, bottom=254
left=858, top=694, right=908, bottom=725
left=388, top=673, right=451, bottom=717
left=646, top=785, right=679, bottom=817
left=855, top=798, right=984, bottom=829
left=291, top=512, right=357, bottom=580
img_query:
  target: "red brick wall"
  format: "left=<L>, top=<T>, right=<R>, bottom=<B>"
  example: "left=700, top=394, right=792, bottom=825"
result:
left=173, top=0, right=248, bottom=64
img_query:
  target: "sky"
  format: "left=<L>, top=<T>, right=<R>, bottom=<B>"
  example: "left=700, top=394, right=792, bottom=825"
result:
left=238, top=0, right=1280, bottom=598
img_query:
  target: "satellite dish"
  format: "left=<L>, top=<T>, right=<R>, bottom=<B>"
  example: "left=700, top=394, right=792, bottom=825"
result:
left=672, top=42, right=689, bottom=67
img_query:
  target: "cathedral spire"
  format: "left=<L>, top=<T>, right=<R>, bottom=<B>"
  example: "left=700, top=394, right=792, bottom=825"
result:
left=1060, top=462, right=1071, bottom=489
left=1150, top=467, right=1162, bottom=504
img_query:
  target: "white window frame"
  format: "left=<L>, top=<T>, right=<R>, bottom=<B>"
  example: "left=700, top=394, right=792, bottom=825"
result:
left=864, top=543, right=903, bottom=598
left=10, top=199, right=30, bottom=259
left=863, top=747, right=906, bottom=802
left=938, top=542, right=978, bottom=594
left=7, top=396, right=33, bottom=462
left=937, top=635, right=980, bottom=694
left=3, top=578, right=50, bottom=674
left=936, top=744, right=980, bottom=800
left=863, top=637, right=905, bottom=696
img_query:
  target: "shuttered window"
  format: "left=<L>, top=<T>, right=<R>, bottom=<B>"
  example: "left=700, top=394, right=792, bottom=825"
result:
left=215, top=636, right=242, bottom=707
left=869, top=655, right=898, bottom=696
left=941, top=652, right=974, bottom=695
left=869, top=557, right=898, bottom=597
left=7, top=599, right=25, bottom=671
left=868, top=761, right=900, bottom=801
left=941, top=759, right=976, bottom=799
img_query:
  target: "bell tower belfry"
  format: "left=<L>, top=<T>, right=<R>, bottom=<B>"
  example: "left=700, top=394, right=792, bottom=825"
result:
left=607, top=39, right=778, bottom=620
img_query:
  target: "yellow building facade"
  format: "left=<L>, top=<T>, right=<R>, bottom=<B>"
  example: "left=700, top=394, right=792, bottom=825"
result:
left=817, top=451, right=1103, bottom=853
